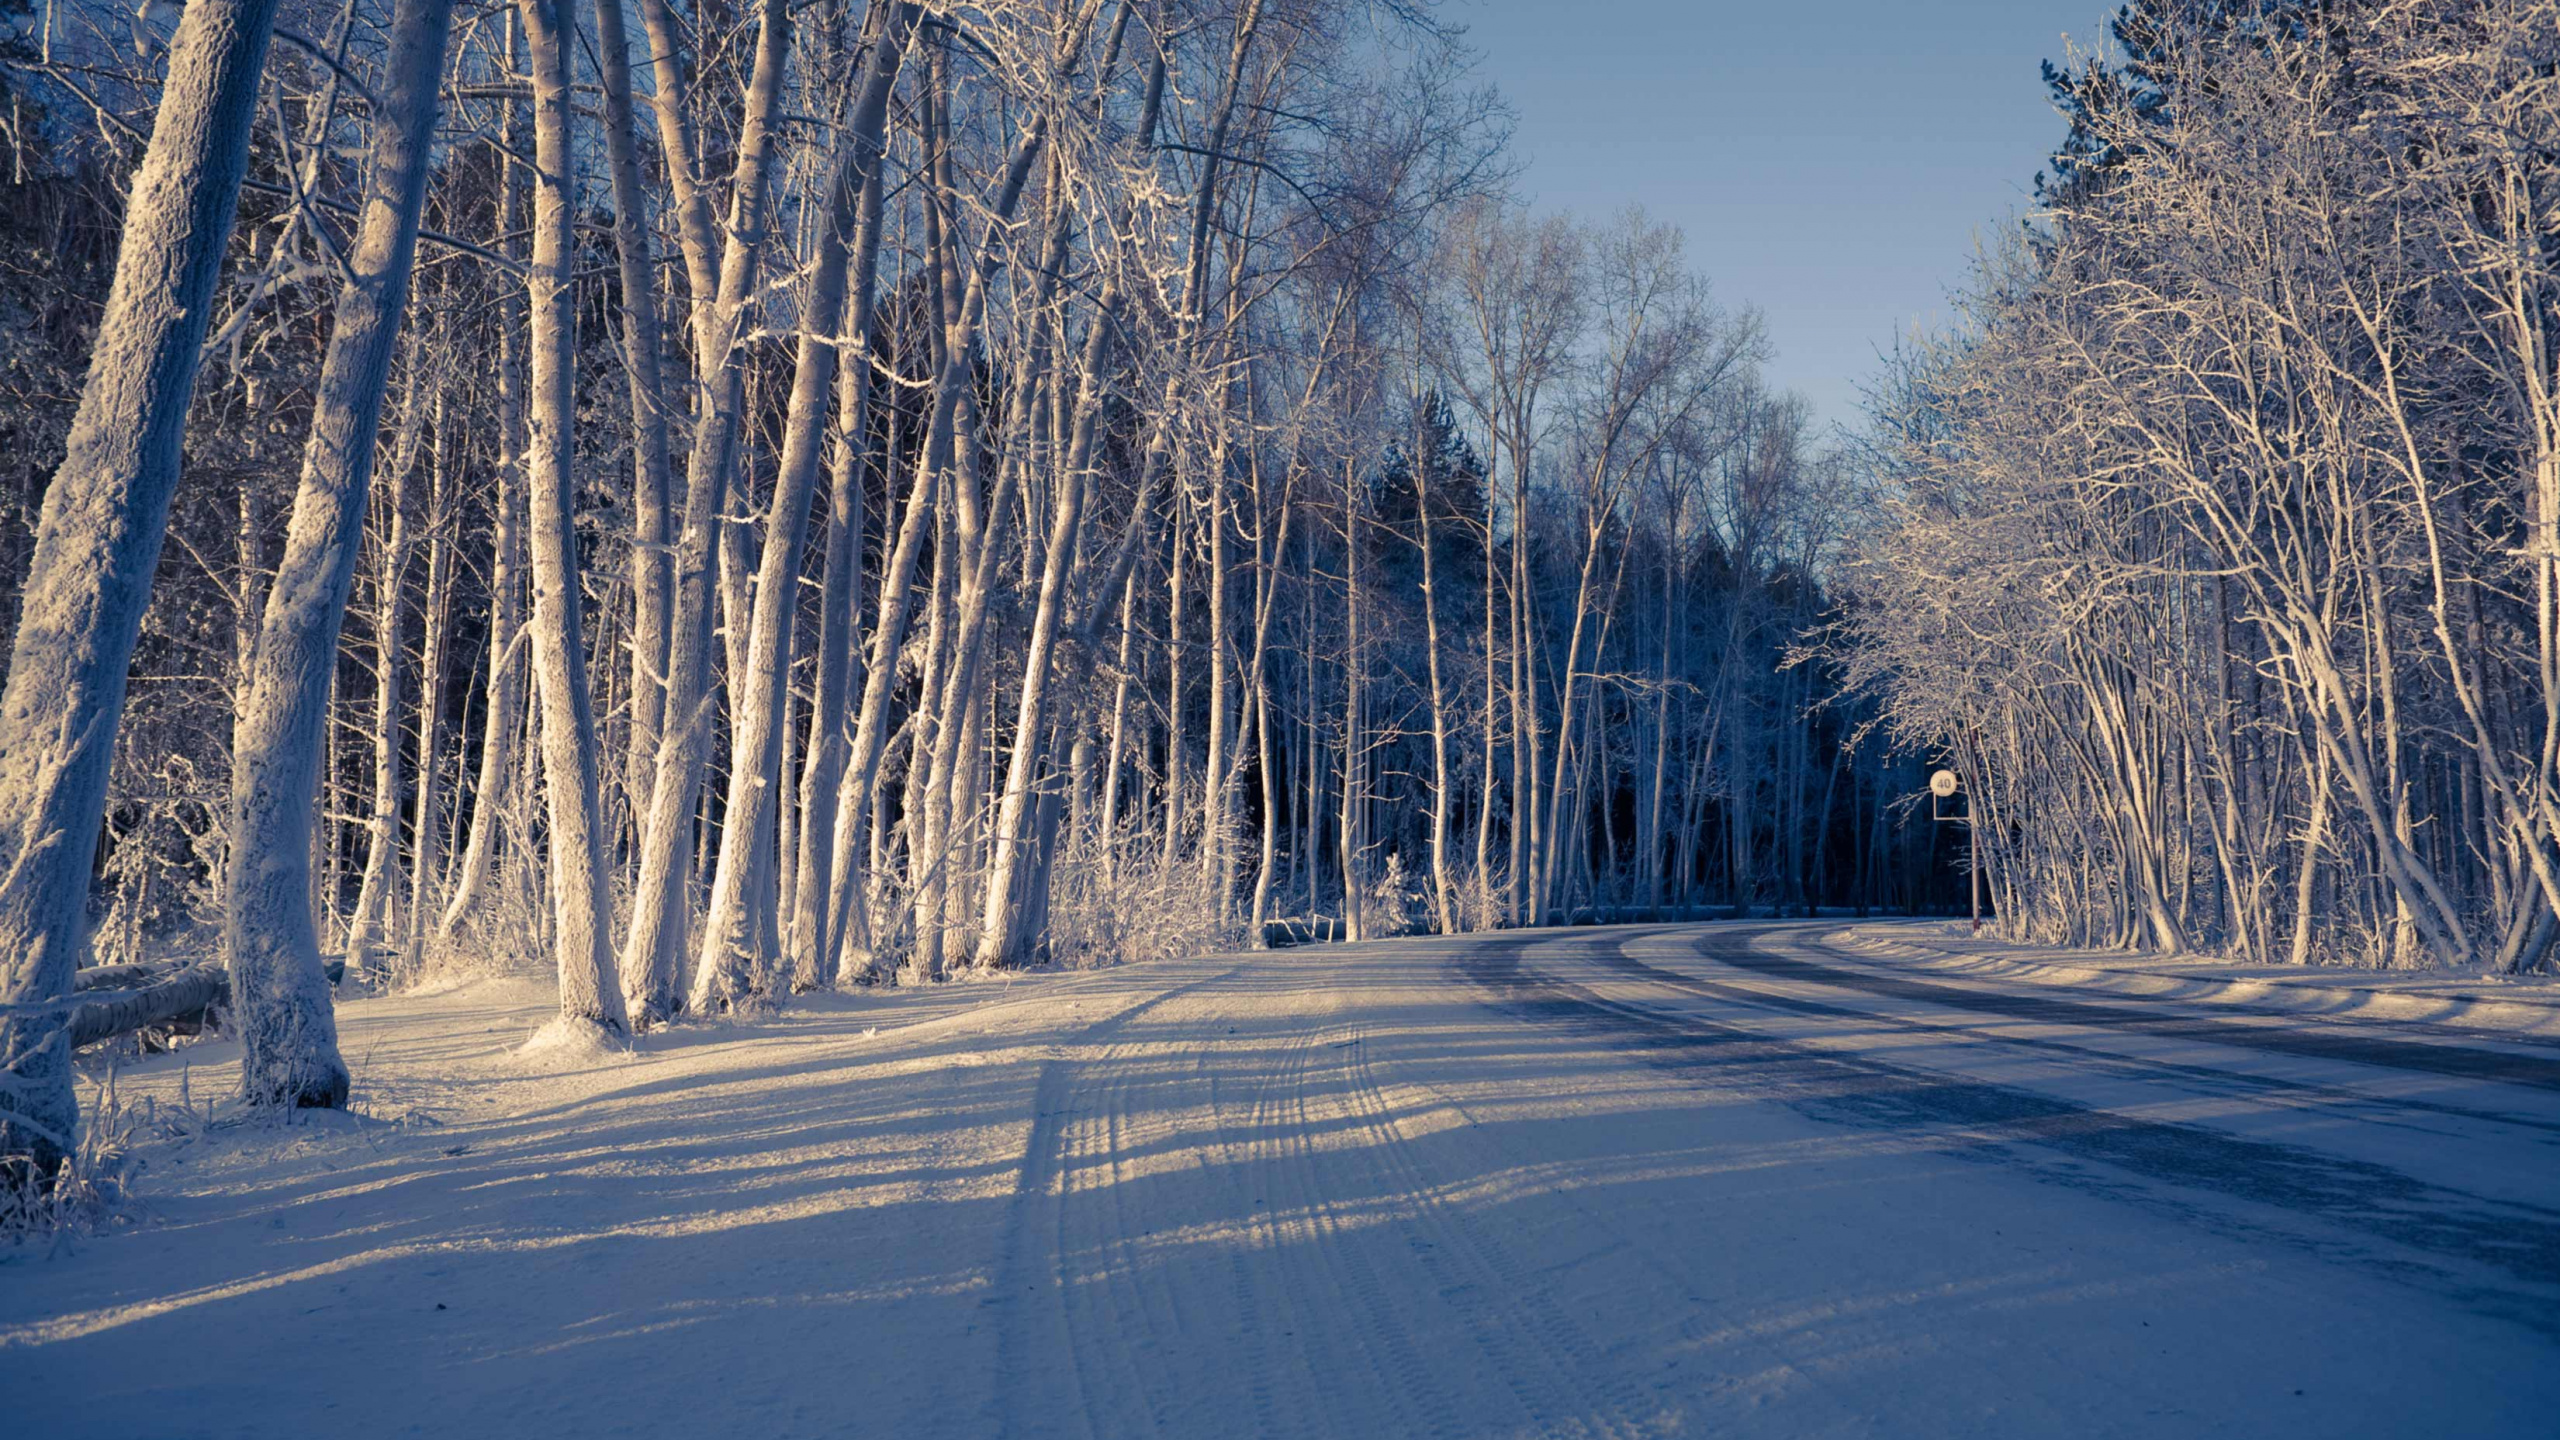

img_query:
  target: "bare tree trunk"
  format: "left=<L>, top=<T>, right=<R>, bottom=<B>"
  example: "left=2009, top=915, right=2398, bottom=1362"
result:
left=343, top=451, right=414, bottom=959
left=786, top=67, right=900, bottom=987
left=1537, top=508, right=1612, bottom=920
left=0, top=0, right=281, bottom=1166
left=1202, top=457, right=1232, bottom=910
left=1238, top=468, right=1292, bottom=942
left=903, top=150, right=1069, bottom=983
left=1162, top=495, right=1188, bottom=871
left=1098, top=569, right=1138, bottom=884
left=974, top=296, right=1118, bottom=968
left=695, top=4, right=916, bottom=1008
left=221, top=0, right=452, bottom=1113
left=589, top=0, right=679, bottom=841
left=438, top=429, right=524, bottom=938
left=827, top=111, right=1053, bottom=974
left=1509, top=461, right=1535, bottom=925
left=517, top=0, right=627, bottom=1037
left=1478, top=503, right=1500, bottom=921
left=1339, top=459, right=1367, bottom=941
left=404, top=424, right=456, bottom=970
left=1412, top=399, right=1459, bottom=935
left=439, top=53, right=531, bottom=942
left=619, top=0, right=796, bottom=1023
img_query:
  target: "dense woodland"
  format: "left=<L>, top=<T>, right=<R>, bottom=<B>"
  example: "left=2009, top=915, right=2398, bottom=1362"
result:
left=10, top=0, right=2544, bottom=1184
left=1839, top=0, right=2560, bottom=971
left=0, top=0, right=1969, bottom=1173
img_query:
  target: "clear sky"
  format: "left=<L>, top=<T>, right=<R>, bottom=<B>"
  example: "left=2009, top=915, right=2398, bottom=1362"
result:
left=1452, top=0, right=2111, bottom=433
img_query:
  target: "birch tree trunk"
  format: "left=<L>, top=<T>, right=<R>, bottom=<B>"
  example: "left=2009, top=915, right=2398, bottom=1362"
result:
left=437, top=421, right=525, bottom=938
left=786, top=23, right=908, bottom=985
left=404, top=434, right=455, bottom=970
left=1416, top=463, right=1459, bottom=937
left=343, top=457, right=412, bottom=959
left=223, top=0, right=453, bottom=1111
left=974, top=300, right=1120, bottom=968
left=589, top=0, right=679, bottom=838
left=1339, top=458, right=1367, bottom=941
left=619, top=0, right=795, bottom=1023
left=439, top=48, right=531, bottom=942
left=695, top=3, right=916, bottom=1008
left=0, top=0, right=287, bottom=1165
left=517, top=0, right=628, bottom=1037
left=826, top=111, right=1052, bottom=972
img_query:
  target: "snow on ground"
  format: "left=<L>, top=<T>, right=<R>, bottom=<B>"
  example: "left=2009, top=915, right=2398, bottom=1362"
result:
left=3, top=923, right=2555, bottom=1438
left=1843, top=921, right=2560, bottom=1038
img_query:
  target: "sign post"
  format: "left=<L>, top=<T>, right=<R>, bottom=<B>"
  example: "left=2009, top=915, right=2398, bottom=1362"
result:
left=1930, top=770, right=1979, bottom=936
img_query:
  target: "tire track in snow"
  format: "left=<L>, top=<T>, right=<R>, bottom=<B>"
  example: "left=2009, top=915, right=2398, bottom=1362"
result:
left=1622, top=929, right=2560, bottom=1142
left=1239, top=1003, right=1424, bottom=1437
left=1264, top=1006, right=1461, bottom=1439
left=980, top=957, right=1251, bottom=1437
left=1725, top=927, right=2560, bottom=1084
left=1321, top=962, right=1660, bottom=1440
left=1199, top=1018, right=1303, bottom=1438
left=1455, top=926, right=2560, bottom=1335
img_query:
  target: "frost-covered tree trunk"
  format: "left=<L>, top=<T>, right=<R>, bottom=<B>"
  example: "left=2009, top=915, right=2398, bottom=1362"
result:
left=1243, top=483, right=1292, bottom=943
left=1509, top=457, right=1536, bottom=925
left=0, top=0, right=285, bottom=1164
left=1160, top=486, right=1189, bottom=876
left=517, top=0, right=627, bottom=1038
left=439, top=49, right=531, bottom=942
left=1640, top=556, right=1677, bottom=917
left=404, top=428, right=456, bottom=969
left=1477, top=490, right=1501, bottom=921
left=787, top=252, right=878, bottom=990
left=695, top=1, right=916, bottom=1008
left=1201, top=458, right=1231, bottom=907
left=589, top=0, right=679, bottom=838
left=828, top=113, right=1051, bottom=972
left=903, top=166, right=1068, bottom=978
left=1339, top=457, right=1368, bottom=942
left=343, top=450, right=416, bottom=960
left=438, top=446, right=524, bottom=939
left=974, top=301, right=1117, bottom=968
left=227, top=0, right=450, bottom=1102
left=1097, top=570, right=1138, bottom=884
left=1413, top=412, right=1459, bottom=936
left=620, top=0, right=794, bottom=1023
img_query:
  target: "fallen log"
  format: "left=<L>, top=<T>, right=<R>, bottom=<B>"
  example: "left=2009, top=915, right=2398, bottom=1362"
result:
left=74, top=962, right=168, bottom=992
left=68, top=963, right=228, bottom=1049
left=67, top=955, right=348, bottom=1050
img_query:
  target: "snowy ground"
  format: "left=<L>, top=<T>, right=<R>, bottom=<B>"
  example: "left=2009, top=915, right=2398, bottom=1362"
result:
left=1841, top=920, right=2560, bottom=1037
left=4, top=922, right=2556, bottom=1438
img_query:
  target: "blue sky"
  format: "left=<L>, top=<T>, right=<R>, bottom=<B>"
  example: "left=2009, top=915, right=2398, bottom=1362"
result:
left=1452, top=0, right=2110, bottom=432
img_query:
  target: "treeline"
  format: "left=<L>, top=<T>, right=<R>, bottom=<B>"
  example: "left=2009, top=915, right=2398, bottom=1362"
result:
left=1837, top=0, right=2560, bottom=970
left=0, top=0, right=1963, bottom=1176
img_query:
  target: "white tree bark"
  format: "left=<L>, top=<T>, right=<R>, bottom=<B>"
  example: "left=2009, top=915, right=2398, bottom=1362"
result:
left=694, top=2, right=917, bottom=1008
left=0, top=0, right=286, bottom=1165
left=229, top=0, right=451, bottom=1098
left=404, top=426, right=457, bottom=970
left=589, top=0, right=679, bottom=838
left=517, top=0, right=628, bottom=1037
left=619, top=0, right=796, bottom=1023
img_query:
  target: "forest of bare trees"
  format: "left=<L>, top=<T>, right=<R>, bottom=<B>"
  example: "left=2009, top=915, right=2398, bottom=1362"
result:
left=1838, top=0, right=2560, bottom=971
left=0, top=0, right=1959, bottom=1176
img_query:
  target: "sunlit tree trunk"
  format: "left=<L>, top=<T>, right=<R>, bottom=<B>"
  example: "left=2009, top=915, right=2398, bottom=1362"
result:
left=224, top=0, right=453, bottom=1111
left=517, top=0, right=628, bottom=1037
left=0, top=0, right=282, bottom=1164
left=620, top=0, right=796, bottom=1023
left=696, top=2, right=917, bottom=1007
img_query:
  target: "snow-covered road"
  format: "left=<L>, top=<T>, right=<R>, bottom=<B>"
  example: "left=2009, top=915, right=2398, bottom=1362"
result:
left=6, top=923, right=2556, bottom=1437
